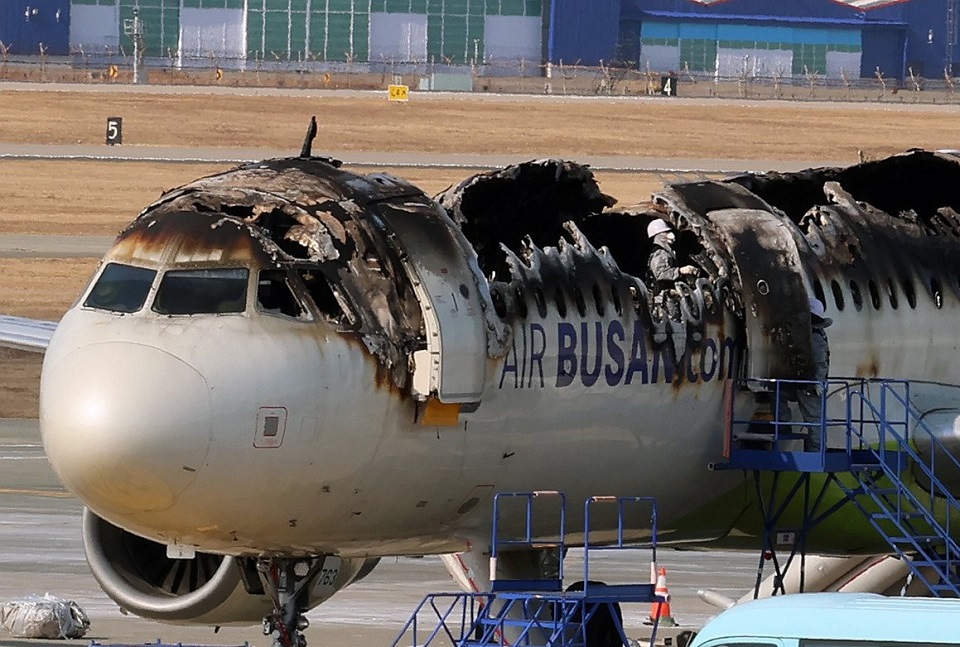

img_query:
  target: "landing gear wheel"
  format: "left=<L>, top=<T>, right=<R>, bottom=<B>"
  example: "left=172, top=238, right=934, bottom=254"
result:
left=258, top=558, right=316, bottom=647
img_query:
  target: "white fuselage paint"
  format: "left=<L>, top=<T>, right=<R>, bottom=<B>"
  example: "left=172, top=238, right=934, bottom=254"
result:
left=38, top=252, right=960, bottom=559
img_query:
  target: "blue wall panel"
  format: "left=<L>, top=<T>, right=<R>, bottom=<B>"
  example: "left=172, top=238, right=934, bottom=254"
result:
left=623, top=0, right=927, bottom=78
left=0, top=0, right=70, bottom=55
left=550, top=0, right=620, bottom=64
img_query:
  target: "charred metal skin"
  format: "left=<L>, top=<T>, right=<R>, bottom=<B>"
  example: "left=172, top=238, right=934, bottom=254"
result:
left=35, top=138, right=960, bottom=634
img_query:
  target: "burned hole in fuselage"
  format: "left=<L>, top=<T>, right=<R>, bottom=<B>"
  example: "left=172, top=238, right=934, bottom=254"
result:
left=257, top=269, right=307, bottom=320
left=446, top=161, right=614, bottom=280
left=729, top=151, right=960, bottom=234
left=297, top=269, right=352, bottom=326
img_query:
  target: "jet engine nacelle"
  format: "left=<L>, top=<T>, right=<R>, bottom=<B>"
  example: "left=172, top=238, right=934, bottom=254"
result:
left=82, top=508, right=378, bottom=624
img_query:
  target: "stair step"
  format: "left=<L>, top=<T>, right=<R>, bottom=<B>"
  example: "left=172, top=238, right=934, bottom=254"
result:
left=865, top=488, right=902, bottom=496
left=889, top=535, right=946, bottom=544
left=870, top=511, right=927, bottom=520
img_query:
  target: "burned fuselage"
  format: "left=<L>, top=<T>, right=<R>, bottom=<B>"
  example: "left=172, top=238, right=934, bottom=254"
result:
left=39, top=148, right=960, bottom=563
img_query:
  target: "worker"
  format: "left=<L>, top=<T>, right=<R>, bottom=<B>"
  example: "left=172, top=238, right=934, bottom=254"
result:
left=647, top=218, right=698, bottom=288
left=798, top=298, right=832, bottom=451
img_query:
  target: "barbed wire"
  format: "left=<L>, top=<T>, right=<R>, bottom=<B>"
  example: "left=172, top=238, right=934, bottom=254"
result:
left=3, top=50, right=960, bottom=103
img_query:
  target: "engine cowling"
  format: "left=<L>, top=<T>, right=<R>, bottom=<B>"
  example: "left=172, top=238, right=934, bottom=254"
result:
left=82, top=508, right=379, bottom=624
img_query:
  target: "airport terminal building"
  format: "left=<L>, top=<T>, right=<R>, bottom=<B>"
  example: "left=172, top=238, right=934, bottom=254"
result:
left=1, top=0, right=956, bottom=79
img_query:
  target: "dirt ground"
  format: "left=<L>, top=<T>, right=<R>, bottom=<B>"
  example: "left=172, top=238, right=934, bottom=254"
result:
left=1, top=86, right=958, bottom=416
left=3, top=89, right=959, bottom=162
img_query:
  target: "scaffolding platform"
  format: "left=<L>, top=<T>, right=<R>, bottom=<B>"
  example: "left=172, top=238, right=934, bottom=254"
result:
left=391, top=493, right=667, bottom=647
left=713, top=377, right=960, bottom=598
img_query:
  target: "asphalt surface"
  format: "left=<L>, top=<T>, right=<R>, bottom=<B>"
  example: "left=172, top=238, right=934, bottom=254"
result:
left=0, top=419, right=759, bottom=647
left=0, top=143, right=846, bottom=173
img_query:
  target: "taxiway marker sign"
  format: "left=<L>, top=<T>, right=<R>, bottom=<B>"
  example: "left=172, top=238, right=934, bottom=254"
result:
left=388, top=84, right=409, bottom=102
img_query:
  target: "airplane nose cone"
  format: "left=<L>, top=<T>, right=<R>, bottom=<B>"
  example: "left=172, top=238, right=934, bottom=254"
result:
left=41, top=343, right=212, bottom=514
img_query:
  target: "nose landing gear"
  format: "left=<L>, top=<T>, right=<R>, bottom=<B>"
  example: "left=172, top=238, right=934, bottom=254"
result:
left=258, top=558, right=315, bottom=647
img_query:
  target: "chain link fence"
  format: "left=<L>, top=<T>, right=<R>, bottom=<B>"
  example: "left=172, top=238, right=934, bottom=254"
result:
left=4, top=47, right=960, bottom=104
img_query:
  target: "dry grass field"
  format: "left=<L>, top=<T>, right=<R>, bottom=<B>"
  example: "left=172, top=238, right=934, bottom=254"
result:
left=2, top=85, right=959, bottom=416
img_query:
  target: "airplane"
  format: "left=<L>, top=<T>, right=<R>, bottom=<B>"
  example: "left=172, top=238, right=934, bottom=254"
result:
left=4, top=120, right=960, bottom=646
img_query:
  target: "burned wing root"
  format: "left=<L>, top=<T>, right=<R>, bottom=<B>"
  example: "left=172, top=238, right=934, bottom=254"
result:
left=436, top=159, right=728, bottom=361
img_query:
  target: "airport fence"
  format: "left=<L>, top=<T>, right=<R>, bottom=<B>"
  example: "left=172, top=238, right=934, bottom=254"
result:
left=3, top=47, right=960, bottom=104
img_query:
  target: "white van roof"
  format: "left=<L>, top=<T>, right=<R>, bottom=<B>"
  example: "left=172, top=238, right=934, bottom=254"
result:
left=691, top=593, right=960, bottom=646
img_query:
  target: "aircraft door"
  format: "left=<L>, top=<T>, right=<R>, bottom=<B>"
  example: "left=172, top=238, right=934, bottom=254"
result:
left=373, top=199, right=487, bottom=405
left=709, top=208, right=813, bottom=380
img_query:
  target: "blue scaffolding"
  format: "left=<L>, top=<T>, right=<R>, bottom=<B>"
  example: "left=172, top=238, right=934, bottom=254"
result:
left=391, top=493, right=666, bottom=647
left=713, top=378, right=960, bottom=597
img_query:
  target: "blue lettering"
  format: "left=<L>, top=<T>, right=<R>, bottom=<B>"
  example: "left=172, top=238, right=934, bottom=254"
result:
left=652, top=345, right=675, bottom=384
left=556, top=322, right=577, bottom=387
left=624, top=320, right=649, bottom=385
left=499, top=335, right=519, bottom=389
left=719, top=336, right=738, bottom=379
left=580, top=322, right=603, bottom=387
left=701, top=339, right=718, bottom=381
left=528, top=323, right=546, bottom=388
left=604, top=321, right=625, bottom=386
left=519, top=324, right=527, bottom=389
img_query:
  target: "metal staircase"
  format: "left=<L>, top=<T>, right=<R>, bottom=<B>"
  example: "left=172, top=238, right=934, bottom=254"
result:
left=391, top=493, right=665, bottom=647
left=717, top=378, right=960, bottom=597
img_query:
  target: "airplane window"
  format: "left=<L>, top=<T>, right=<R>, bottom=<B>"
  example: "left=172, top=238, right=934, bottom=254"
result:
left=902, top=276, right=917, bottom=309
left=830, top=280, right=845, bottom=311
left=554, top=287, right=568, bottom=318
left=533, top=287, right=547, bottom=318
left=84, top=263, right=157, bottom=313
left=611, top=285, right=623, bottom=316
left=514, top=287, right=529, bottom=318
left=154, top=268, right=248, bottom=315
left=258, top=270, right=308, bottom=320
left=868, top=279, right=882, bottom=309
left=572, top=285, right=587, bottom=317
left=849, top=280, right=863, bottom=311
left=297, top=269, right=351, bottom=325
left=592, top=284, right=605, bottom=316
left=812, top=279, right=826, bottom=309
left=931, top=277, right=943, bottom=309
left=886, top=278, right=899, bottom=309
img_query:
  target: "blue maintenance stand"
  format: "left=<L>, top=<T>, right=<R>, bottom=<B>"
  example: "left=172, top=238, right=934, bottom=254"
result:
left=713, top=378, right=960, bottom=598
left=391, top=493, right=667, bottom=647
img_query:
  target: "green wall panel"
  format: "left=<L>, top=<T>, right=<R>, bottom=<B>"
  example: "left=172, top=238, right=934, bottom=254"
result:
left=308, top=10, right=327, bottom=56
left=290, top=12, right=307, bottom=57
left=247, top=9, right=264, bottom=56
left=263, top=10, right=290, bottom=55
left=326, top=12, right=354, bottom=60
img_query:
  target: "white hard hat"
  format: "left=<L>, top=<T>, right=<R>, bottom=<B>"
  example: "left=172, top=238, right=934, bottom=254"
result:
left=647, top=218, right=672, bottom=238
left=809, top=298, right=832, bottom=326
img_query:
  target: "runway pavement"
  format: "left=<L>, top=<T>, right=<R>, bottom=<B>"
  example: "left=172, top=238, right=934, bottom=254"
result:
left=0, top=419, right=759, bottom=647
left=0, top=143, right=846, bottom=173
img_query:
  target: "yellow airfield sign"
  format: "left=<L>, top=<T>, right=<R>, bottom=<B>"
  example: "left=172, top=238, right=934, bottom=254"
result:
left=388, top=84, right=409, bottom=102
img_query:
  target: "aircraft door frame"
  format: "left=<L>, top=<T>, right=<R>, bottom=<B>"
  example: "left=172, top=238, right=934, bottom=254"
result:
left=709, top=208, right=813, bottom=381
left=373, top=200, right=488, bottom=405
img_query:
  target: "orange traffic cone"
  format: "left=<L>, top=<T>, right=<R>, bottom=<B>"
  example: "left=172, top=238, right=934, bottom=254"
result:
left=649, top=567, right=677, bottom=627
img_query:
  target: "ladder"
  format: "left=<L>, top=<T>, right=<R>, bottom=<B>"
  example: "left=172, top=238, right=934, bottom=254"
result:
left=391, top=493, right=664, bottom=647
left=716, top=378, right=960, bottom=597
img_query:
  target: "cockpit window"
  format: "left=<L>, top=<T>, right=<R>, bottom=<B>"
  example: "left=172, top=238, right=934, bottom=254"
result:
left=257, top=270, right=308, bottom=320
left=84, top=263, right=157, bottom=313
left=153, top=268, right=248, bottom=315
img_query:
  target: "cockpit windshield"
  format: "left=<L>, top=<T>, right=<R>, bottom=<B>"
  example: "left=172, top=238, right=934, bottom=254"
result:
left=84, top=262, right=157, bottom=313
left=153, top=268, right=249, bottom=315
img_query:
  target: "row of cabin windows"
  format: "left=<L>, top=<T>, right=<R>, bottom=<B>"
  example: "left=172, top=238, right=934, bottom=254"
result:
left=492, top=281, right=625, bottom=320
left=813, top=273, right=946, bottom=314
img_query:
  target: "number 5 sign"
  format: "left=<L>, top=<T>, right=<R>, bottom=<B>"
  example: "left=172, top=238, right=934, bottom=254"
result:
left=105, top=117, right=123, bottom=145
left=388, top=84, right=409, bottom=102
